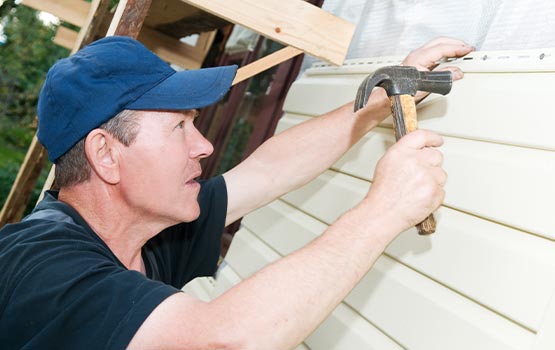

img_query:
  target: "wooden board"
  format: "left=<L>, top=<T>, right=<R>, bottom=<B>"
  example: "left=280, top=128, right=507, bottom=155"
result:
left=182, top=0, right=355, bottom=65
left=21, top=0, right=90, bottom=27
left=53, top=26, right=78, bottom=49
left=145, top=0, right=229, bottom=37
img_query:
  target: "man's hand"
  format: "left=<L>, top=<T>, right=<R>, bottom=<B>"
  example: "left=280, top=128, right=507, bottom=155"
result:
left=402, top=37, right=474, bottom=102
left=362, top=129, right=447, bottom=236
left=359, top=37, right=474, bottom=119
left=225, top=37, right=470, bottom=227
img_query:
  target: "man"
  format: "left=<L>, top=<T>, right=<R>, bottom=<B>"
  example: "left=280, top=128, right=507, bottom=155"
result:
left=0, top=36, right=472, bottom=349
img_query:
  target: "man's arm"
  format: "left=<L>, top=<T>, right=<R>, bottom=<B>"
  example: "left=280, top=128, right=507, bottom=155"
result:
left=223, top=37, right=472, bottom=225
left=129, top=129, right=446, bottom=350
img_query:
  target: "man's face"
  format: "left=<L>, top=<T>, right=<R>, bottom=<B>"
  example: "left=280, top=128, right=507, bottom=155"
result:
left=117, top=110, right=213, bottom=225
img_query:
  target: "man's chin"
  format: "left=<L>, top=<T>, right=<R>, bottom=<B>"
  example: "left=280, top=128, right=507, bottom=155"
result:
left=178, top=205, right=201, bottom=223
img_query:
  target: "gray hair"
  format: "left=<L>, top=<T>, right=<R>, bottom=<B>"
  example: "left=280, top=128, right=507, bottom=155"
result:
left=54, top=109, right=141, bottom=188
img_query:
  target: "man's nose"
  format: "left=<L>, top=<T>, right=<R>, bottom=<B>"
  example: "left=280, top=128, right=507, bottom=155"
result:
left=189, top=126, right=214, bottom=159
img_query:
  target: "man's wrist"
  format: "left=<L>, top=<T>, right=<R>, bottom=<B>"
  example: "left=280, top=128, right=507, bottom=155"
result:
left=354, top=88, right=391, bottom=132
left=339, top=198, right=406, bottom=250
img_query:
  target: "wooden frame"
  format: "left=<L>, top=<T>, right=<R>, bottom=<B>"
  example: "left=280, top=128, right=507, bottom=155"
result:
left=20, top=0, right=90, bottom=27
left=183, top=0, right=354, bottom=65
left=2, top=0, right=355, bottom=224
left=27, top=0, right=218, bottom=70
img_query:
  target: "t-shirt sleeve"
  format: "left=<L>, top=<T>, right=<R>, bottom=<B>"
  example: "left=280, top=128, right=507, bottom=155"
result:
left=143, top=175, right=228, bottom=288
left=2, top=230, right=180, bottom=350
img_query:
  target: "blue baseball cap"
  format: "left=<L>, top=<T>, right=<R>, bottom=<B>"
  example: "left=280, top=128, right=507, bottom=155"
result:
left=37, top=36, right=237, bottom=162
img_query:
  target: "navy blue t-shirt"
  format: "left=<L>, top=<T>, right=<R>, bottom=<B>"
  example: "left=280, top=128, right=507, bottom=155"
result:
left=0, top=176, right=227, bottom=350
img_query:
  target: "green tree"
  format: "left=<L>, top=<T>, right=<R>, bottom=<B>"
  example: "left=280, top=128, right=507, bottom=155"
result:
left=0, top=2, right=69, bottom=211
left=0, top=3, right=69, bottom=124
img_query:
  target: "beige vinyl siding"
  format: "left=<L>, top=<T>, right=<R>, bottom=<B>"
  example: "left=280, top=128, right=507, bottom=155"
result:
left=185, top=48, right=555, bottom=349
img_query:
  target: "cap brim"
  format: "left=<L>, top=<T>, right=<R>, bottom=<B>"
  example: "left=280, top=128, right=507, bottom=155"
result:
left=125, top=65, right=237, bottom=111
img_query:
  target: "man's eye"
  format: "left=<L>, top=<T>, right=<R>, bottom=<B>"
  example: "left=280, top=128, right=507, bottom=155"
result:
left=176, top=121, right=185, bottom=129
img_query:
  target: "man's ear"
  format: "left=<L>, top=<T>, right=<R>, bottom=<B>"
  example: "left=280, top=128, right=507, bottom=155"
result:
left=84, top=129, right=121, bottom=185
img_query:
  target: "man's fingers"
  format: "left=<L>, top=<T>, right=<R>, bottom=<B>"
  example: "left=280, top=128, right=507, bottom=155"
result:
left=437, top=66, right=464, bottom=81
left=435, top=168, right=448, bottom=187
left=398, top=129, right=444, bottom=149
left=405, top=44, right=474, bottom=69
left=421, top=147, right=444, bottom=167
left=419, top=37, right=471, bottom=49
left=403, top=36, right=474, bottom=71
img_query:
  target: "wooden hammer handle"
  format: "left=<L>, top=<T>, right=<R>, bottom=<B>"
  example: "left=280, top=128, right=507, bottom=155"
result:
left=390, top=94, right=436, bottom=235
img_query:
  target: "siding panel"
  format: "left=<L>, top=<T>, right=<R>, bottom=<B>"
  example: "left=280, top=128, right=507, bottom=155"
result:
left=345, top=256, right=534, bottom=350
left=279, top=115, right=555, bottom=239
left=221, top=52, right=555, bottom=348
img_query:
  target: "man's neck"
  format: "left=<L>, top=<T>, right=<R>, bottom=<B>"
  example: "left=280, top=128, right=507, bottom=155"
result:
left=58, top=182, right=169, bottom=273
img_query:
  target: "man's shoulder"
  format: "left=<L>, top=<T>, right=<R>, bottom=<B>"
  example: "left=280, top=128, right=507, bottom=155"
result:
left=0, top=212, right=118, bottom=290
left=0, top=215, right=177, bottom=350
left=0, top=210, right=103, bottom=253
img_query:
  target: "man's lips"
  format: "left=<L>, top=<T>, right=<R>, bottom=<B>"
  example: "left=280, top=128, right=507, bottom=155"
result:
left=185, top=171, right=202, bottom=185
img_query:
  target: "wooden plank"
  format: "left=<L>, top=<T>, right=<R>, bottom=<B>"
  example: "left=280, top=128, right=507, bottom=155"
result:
left=182, top=0, right=355, bottom=65
left=53, top=26, right=78, bottom=50
left=52, top=25, right=213, bottom=70
left=27, top=0, right=110, bottom=51
left=21, top=0, right=90, bottom=27
left=0, top=136, right=48, bottom=226
left=73, top=0, right=112, bottom=49
left=345, top=256, right=534, bottom=350
left=138, top=27, right=215, bottom=69
left=232, top=46, right=303, bottom=85
left=107, top=0, right=152, bottom=38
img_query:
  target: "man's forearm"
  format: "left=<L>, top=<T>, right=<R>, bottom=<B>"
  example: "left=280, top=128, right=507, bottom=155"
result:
left=224, top=89, right=389, bottom=224
left=211, top=198, right=399, bottom=349
left=252, top=88, right=389, bottom=190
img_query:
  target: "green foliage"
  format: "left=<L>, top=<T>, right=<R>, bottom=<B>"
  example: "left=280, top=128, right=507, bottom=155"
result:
left=0, top=4, right=69, bottom=124
left=0, top=3, right=68, bottom=211
left=0, top=163, right=20, bottom=205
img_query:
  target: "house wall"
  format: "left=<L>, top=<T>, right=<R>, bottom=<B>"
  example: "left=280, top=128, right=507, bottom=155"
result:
left=185, top=48, right=555, bottom=349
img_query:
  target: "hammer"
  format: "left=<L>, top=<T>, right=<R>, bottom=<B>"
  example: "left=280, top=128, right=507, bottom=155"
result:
left=354, top=65, right=452, bottom=235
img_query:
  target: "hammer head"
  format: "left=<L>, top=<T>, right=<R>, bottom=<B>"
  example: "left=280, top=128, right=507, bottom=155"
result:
left=354, top=65, right=452, bottom=111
